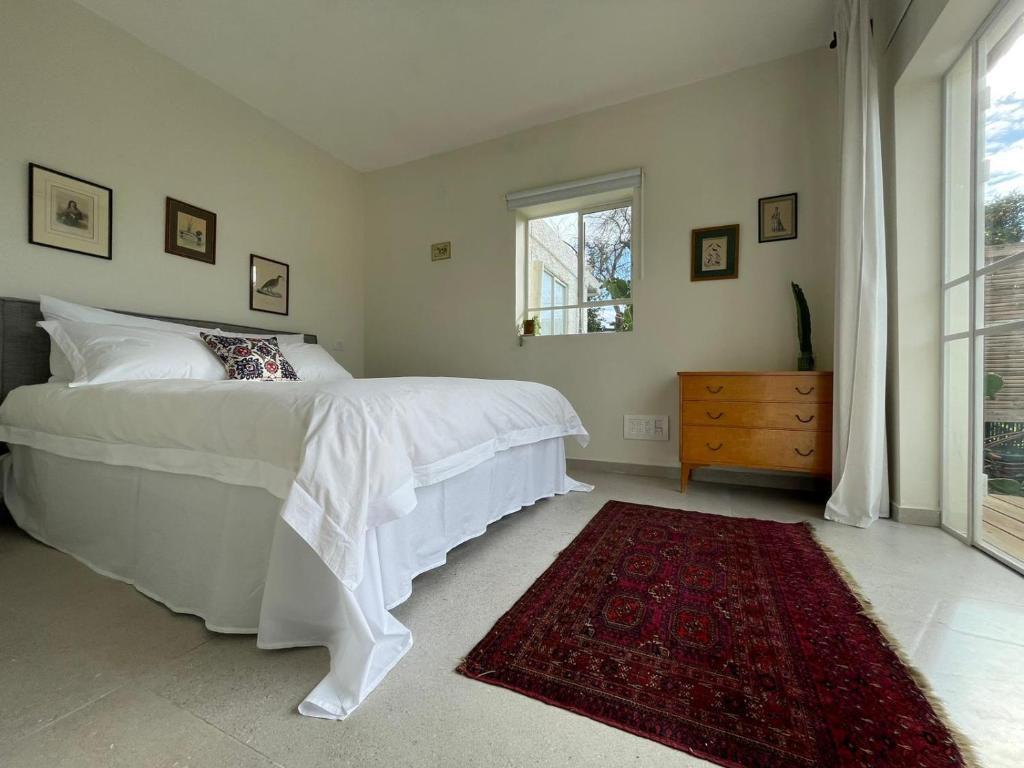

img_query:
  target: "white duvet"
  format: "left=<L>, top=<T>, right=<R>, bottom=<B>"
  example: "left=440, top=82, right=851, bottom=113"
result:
left=0, top=377, right=588, bottom=589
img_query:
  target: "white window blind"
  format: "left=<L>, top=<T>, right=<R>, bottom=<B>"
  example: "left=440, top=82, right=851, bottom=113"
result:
left=506, top=168, right=643, bottom=210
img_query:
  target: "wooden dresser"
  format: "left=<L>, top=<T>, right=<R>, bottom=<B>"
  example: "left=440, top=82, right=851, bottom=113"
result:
left=677, top=371, right=833, bottom=492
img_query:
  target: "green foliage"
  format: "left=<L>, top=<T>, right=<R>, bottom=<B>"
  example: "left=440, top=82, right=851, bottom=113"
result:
left=985, top=191, right=1024, bottom=246
left=604, top=277, right=633, bottom=331
left=585, top=297, right=632, bottom=333
left=985, top=372, right=1005, bottom=400
left=605, top=277, right=630, bottom=298
left=989, top=477, right=1023, bottom=495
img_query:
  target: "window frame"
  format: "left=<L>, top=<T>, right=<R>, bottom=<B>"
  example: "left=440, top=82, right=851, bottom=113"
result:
left=523, top=197, right=635, bottom=335
left=939, top=0, right=1024, bottom=575
left=539, top=268, right=569, bottom=335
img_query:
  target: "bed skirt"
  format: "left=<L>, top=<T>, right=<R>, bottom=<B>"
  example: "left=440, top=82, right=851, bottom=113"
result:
left=1, top=438, right=590, bottom=719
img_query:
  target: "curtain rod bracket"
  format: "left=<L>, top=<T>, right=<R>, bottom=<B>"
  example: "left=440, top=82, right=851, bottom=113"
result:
left=830, top=18, right=872, bottom=50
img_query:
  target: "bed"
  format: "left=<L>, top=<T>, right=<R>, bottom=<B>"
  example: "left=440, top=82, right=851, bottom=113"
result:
left=0, top=297, right=590, bottom=719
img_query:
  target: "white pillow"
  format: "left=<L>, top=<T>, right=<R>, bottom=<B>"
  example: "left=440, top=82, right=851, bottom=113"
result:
left=39, top=320, right=227, bottom=387
left=285, top=343, right=353, bottom=381
left=41, top=296, right=218, bottom=335
left=233, top=331, right=306, bottom=348
left=41, top=296, right=221, bottom=382
left=48, top=341, right=76, bottom=383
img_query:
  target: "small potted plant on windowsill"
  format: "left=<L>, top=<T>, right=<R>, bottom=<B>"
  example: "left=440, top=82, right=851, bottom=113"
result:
left=518, top=317, right=540, bottom=346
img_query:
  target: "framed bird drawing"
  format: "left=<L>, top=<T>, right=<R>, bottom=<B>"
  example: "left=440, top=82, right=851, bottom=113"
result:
left=165, top=197, right=216, bottom=264
left=250, top=253, right=290, bottom=315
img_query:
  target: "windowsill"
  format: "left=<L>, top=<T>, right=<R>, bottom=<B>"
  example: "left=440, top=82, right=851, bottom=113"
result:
left=519, top=329, right=633, bottom=342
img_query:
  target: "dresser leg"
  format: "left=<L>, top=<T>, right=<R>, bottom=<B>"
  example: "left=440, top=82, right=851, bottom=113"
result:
left=680, top=464, right=694, bottom=493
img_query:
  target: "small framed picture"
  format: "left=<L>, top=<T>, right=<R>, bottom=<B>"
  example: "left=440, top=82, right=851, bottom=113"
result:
left=691, top=224, right=739, bottom=281
left=250, top=254, right=290, bottom=316
left=165, top=197, right=217, bottom=264
left=29, top=163, right=112, bottom=260
left=758, top=193, right=798, bottom=243
left=431, top=241, right=452, bottom=261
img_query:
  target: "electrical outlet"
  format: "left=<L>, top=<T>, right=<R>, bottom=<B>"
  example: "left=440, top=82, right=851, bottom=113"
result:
left=652, top=415, right=668, bottom=440
left=624, top=415, right=669, bottom=441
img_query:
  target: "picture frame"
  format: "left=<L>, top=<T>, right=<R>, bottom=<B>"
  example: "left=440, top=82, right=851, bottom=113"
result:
left=250, top=254, right=290, bottom=316
left=165, top=197, right=217, bottom=264
left=431, top=241, right=452, bottom=261
left=758, top=193, right=798, bottom=243
left=29, top=163, right=112, bottom=260
left=691, top=224, right=739, bottom=281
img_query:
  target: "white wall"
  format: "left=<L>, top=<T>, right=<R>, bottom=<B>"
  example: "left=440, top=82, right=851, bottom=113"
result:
left=364, top=49, right=839, bottom=467
left=0, top=0, right=365, bottom=374
left=873, top=0, right=915, bottom=51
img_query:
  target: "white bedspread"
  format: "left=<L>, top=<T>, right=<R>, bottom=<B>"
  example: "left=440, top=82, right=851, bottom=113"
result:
left=0, top=377, right=589, bottom=589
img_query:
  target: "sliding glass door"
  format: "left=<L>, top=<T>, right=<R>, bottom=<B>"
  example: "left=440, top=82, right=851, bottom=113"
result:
left=943, top=0, right=1024, bottom=572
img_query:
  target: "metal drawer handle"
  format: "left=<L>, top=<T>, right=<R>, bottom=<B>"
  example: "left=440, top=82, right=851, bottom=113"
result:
left=794, top=447, right=815, bottom=457
left=706, top=385, right=724, bottom=394
left=706, top=442, right=724, bottom=451
left=795, top=414, right=815, bottom=423
left=706, top=411, right=724, bottom=420
left=795, top=386, right=815, bottom=395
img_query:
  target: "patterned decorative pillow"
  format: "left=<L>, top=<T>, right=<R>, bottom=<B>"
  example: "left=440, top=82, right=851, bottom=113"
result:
left=200, top=333, right=300, bottom=382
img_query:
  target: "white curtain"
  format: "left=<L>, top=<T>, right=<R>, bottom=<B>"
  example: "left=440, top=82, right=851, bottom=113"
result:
left=826, top=0, right=889, bottom=528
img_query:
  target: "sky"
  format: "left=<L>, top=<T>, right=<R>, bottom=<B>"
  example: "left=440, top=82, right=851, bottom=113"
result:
left=985, top=28, right=1024, bottom=201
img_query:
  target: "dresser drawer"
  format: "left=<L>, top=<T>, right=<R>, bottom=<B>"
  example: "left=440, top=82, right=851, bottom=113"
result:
left=681, top=426, right=831, bottom=473
left=681, top=400, right=831, bottom=431
left=681, top=374, right=831, bottom=403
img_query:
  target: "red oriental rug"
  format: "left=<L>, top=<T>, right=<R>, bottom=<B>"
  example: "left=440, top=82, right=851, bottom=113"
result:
left=457, top=501, right=975, bottom=768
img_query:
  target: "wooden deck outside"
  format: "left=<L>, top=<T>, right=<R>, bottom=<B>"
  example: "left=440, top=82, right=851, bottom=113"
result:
left=980, top=244, right=1024, bottom=566
left=983, top=243, right=1024, bottom=422
left=982, top=494, right=1024, bottom=562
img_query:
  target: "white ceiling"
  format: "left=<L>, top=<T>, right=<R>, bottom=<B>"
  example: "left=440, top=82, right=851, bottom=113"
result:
left=75, top=0, right=833, bottom=171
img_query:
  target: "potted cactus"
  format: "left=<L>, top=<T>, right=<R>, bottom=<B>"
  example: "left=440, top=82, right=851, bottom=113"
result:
left=791, top=283, right=814, bottom=371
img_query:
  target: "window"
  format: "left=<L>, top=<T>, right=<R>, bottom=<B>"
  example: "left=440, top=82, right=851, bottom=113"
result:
left=510, top=168, right=641, bottom=337
left=528, top=204, right=630, bottom=335
left=525, top=202, right=633, bottom=335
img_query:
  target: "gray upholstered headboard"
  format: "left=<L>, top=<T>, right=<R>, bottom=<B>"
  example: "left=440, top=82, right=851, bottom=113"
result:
left=0, top=296, right=317, bottom=403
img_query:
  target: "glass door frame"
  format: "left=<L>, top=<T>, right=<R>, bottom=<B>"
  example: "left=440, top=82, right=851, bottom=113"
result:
left=941, top=0, right=1024, bottom=575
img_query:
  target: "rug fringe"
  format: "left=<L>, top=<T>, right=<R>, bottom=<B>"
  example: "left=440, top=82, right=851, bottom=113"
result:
left=804, top=523, right=983, bottom=768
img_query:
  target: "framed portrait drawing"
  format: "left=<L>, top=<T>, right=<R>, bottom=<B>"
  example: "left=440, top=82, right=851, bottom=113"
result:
left=691, top=224, right=739, bottom=281
left=758, top=193, right=798, bottom=243
left=165, top=197, right=217, bottom=264
left=29, top=163, right=112, bottom=260
left=250, top=254, right=290, bottom=316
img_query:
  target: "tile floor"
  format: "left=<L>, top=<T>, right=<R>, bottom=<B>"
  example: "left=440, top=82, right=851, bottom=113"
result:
left=1, top=471, right=1022, bottom=767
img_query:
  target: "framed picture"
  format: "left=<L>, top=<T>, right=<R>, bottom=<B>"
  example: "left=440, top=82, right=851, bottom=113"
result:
left=29, top=163, right=112, bottom=260
left=165, top=197, right=216, bottom=264
left=691, top=224, right=739, bottom=281
left=758, top=193, right=798, bottom=243
left=250, top=254, right=290, bottom=316
left=431, top=241, right=452, bottom=261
